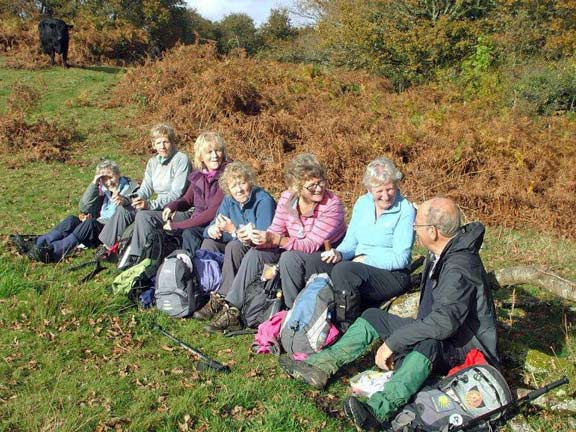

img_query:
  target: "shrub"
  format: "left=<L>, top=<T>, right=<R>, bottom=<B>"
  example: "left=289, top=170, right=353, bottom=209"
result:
left=111, top=46, right=576, bottom=238
left=0, top=81, right=79, bottom=163
left=513, top=61, right=576, bottom=115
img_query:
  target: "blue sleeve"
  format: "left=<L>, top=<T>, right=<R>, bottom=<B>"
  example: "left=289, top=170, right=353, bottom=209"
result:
left=364, top=203, right=415, bottom=269
left=336, top=200, right=360, bottom=260
left=253, top=194, right=277, bottom=231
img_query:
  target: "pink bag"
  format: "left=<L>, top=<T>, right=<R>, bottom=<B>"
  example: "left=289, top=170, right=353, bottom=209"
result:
left=252, top=310, right=287, bottom=354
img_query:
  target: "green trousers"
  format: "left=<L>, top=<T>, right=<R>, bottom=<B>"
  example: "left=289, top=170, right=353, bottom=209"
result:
left=306, top=317, right=380, bottom=374
left=367, top=350, right=432, bottom=421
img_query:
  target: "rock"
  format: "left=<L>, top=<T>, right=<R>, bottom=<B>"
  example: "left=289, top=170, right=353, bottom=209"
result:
left=524, top=350, right=574, bottom=376
left=385, top=292, right=419, bottom=318
left=508, top=417, right=535, bottom=432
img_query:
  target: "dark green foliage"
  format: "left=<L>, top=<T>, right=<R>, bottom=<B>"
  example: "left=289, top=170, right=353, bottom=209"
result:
left=513, top=60, right=576, bottom=115
left=216, top=13, right=262, bottom=55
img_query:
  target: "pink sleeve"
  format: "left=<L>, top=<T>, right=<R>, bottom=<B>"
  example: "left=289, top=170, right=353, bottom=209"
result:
left=266, top=192, right=290, bottom=236
left=284, top=196, right=346, bottom=253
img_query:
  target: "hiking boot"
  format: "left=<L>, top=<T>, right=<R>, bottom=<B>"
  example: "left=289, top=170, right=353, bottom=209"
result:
left=204, top=304, right=242, bottom=333
left=278, top=355, right=330, bottom=390
left=9, top=234, right=32, bottom=255
left=193, top=292, right=225, bottom=321
left=27, top=244, right=53, bottom=263
left=343, top=396, right=386, bottom=432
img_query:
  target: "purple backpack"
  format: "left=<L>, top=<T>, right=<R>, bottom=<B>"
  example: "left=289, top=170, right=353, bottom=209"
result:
left=193, top=249, right=224, bottom=294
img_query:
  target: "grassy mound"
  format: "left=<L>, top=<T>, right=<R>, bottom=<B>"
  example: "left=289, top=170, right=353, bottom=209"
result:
left=112, top=45, right=576, bottom=238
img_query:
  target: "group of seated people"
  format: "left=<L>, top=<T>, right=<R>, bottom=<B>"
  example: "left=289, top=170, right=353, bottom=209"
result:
left=10, top=123, right=499, bottom=431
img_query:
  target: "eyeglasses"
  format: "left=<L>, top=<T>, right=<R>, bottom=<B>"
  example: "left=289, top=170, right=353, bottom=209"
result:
left=304, top=181, right=326, bottom=192
left=413, top=224, right=436, bottom=229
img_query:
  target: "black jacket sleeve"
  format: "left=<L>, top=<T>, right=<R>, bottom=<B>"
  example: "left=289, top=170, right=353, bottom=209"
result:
left=385, top=264, right=476, bottom=353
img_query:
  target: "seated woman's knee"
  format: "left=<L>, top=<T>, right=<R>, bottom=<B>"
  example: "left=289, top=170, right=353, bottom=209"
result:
left=225, top=239, right=244, bottom=254
left=135, top=209, right=156, bottom=223
left=278, top=250, right=302, bottom=269
left=331, top=260, right=356, bottom=279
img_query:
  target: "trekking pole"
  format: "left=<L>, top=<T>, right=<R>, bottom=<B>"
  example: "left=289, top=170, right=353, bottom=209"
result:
left=152, top=323, right=230, bottom=373
left=452, top=376, right=569, bottom=431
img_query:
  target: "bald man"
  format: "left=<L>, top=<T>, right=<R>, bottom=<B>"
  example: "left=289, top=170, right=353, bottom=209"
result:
left=279, top=197, right=499, bottom=431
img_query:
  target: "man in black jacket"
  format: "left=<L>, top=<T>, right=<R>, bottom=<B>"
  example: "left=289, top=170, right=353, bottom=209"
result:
left=279, top=197, right=499, bottom=431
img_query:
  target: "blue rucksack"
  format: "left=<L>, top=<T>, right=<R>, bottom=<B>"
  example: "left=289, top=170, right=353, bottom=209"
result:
left=280, top=273, right=339, bottom=357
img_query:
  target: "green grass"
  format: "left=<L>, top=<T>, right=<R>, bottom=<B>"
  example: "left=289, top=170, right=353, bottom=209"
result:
left=0, top=57, right=574, bottom=431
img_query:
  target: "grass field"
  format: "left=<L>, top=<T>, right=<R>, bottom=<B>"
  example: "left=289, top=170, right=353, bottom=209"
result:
left=0, top=59, right=574, bottom=431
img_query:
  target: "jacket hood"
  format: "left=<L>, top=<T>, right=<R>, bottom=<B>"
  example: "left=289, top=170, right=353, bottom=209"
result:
left=442, top=221, right=485, bottom=258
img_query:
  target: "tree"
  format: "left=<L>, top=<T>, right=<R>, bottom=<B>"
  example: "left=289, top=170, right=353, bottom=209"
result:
left=297, top=0, right=492, bottom=88
left=217, top=13, right=261, bottom=54
left=259, top=8, right=296, bottom=44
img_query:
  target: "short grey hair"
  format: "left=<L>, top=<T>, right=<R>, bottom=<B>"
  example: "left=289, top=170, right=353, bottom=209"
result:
left=96, top=160, right=120, bottom=176
left=219, top=161, right=256, bottom=195
left=363, top=157, right=403, bottom=188
left=426, top=199, right=462, bottom=237
left=150, top=122, right=177, bottom=145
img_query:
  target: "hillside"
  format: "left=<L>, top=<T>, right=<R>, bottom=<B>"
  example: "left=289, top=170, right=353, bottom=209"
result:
left=0, top=53, right=575, bottom=432
left=111, top=44, right=576, bottom=239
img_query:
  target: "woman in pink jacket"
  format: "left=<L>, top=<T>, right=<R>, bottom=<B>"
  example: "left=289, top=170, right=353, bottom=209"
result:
left=199, top=153, right=347, bottom=333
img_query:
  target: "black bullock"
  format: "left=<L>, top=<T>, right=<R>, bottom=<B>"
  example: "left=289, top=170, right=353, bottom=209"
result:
left=38, top=18, right=73, bottom=68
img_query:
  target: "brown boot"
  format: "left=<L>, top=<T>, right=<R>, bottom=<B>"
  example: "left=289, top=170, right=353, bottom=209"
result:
left=193, top=292, right=225, bottom=321
left=204, top=304, right=242, bottom=333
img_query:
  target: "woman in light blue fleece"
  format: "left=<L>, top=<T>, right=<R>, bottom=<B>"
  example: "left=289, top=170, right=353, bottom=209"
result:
left=282, top=157, right=415, bottom=328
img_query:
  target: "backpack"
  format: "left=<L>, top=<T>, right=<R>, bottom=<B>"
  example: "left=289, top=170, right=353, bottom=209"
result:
left=155, top=250, right=206, bottom=318
left=280, top=273, right=340, bottom=358
left=239, top=265, right=282, bottom=328
left=252, top=310, right=288, bottom=355
left=193, top=249, right=224, bottom=294
left=140, top=229, right=180, bottom=265
left=111, top=258, right=156, bottom=296
left=332, top=280, right=362, bottom=332
left=390, top=364, right=513, bottom=432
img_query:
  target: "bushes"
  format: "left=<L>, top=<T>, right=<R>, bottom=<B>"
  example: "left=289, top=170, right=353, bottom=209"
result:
left=0, top=14, right=150, bottom=69
left=0, top=82, right=79, bottom=163
left=110, top=46, right=576, bottom=238
left=513, top=60, right=576, bottom=115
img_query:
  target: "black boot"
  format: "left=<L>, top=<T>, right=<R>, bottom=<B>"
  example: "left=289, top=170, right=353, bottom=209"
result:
left=9, top=234, right=34, bottom=255
left=343, top=396, right=387, bottom=432
left=27, top=244, right=54, bottom=263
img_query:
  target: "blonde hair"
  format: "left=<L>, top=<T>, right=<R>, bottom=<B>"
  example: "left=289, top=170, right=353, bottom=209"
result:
left=284, top=153, right=326, bottom=195
left=150, top=122, right=176, bottom=146
left=219, top=161, right=256, bottom=195
left=193, top=132, right=227, bottom=170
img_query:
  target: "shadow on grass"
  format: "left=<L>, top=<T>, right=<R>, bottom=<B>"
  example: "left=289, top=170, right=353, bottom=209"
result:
left=76, top=64, right=124, bottom=74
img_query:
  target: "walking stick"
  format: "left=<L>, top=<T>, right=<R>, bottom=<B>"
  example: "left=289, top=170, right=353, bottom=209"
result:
left=152, top=323, right=230, bottom=373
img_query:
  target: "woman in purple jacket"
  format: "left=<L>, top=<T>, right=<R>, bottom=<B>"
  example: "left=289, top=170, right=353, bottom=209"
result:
left=123, top=132, right=228, bottom=266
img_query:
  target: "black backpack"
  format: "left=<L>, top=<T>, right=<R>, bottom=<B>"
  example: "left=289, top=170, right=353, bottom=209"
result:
left=155, top=250, right=206, bottom=318
left=240, top=266, right=282, bottom=328
left=140, top=229, right=180, bottom=264
left=390, top=364, right=513, bottom=432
